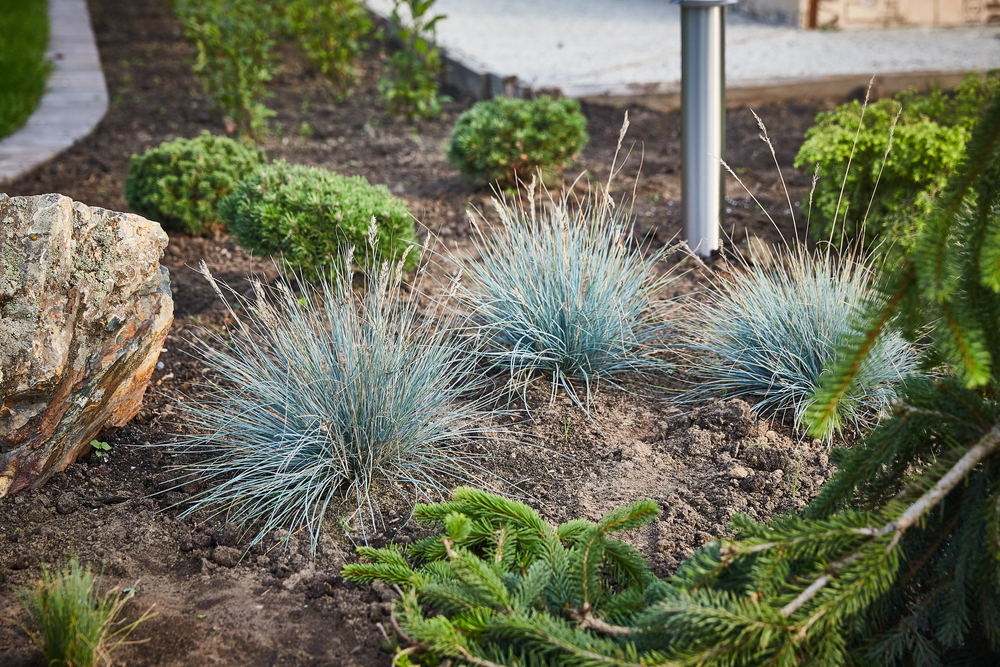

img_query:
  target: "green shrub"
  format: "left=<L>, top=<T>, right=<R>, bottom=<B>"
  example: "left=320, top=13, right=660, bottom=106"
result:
left=175, top=0, right=281, bottom=140
left=448, top=95, right=589, bottom=189
left=221, top=160, right=418, bottom=279
left=284, top=0, right=372, bottom=97
left=794, top=71, right=998, bottom=251
left=124, top=131, right=266, bottom=236
left=379, top=0, right=448, bottom=120
left=19, top=554, right=154, bottom=667
left=0, top=0, right=52, bottom=141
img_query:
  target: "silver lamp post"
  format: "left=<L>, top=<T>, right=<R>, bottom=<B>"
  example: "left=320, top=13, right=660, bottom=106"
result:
left=677, top=0, right=736, bottom=257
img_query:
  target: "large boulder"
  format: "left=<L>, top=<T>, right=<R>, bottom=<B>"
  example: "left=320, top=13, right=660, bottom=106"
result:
left=0, top=193, right=173, bottom=497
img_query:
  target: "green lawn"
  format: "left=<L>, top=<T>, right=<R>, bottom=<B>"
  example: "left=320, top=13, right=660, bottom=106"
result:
left=0, top=0, right=51, bottom=140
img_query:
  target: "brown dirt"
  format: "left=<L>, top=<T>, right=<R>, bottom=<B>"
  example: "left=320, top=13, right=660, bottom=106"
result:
left=1, top=0, right=847, bottom=664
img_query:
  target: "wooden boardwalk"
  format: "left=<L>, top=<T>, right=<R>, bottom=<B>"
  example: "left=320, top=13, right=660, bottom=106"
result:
left=0, top=0, right=108, bottom=184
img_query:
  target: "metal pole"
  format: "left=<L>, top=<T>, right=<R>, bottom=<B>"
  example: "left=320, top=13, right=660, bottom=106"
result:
left=676, top=0, right=734, bottom=257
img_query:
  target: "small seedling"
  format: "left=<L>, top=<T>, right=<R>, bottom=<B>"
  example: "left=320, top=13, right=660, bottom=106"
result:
left=18, top=554, right=155, bottom=667
left=563, top=418, right=571, bottom=443
left=90, top=440, right=111, bottom=458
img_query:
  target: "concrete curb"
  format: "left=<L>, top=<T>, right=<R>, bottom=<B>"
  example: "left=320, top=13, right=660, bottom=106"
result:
left=0, top=0, right=109, bottom=185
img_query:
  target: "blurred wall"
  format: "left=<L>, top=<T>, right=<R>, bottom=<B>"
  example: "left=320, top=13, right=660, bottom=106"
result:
left=738, top=0, right=1000, bottom=29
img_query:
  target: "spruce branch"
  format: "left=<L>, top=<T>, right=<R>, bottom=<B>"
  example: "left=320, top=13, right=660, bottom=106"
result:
left=572, top=606, right=637, bottom=636
left=890, top=422, right=1000, bottom=534
left=779, top=550, right=865, bottom=617
left=779, top=423, right=1000, bottom=617
left=805, top=268, right=912, bottom=438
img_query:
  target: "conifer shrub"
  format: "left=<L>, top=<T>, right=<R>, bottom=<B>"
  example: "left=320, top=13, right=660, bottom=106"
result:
left=220, top=160, right=418, bottom=280
left=795, top=71, right=998, bottom=251
left=284, top=0, right=372, bottom=97
left=458, top=184, right=673, bottom=411
left=343, top=487, right=663, bottom=667
left=448, top=95, right=589, bottom=189
left=681, top=246, right=918, bottom=440
left=169, top=233, right=495, bottom=550
left=19, top=554, right=154, bottom=667
left=124, top=131, right=266, bottom=236
left=348, top=92, right=1000, bottom=666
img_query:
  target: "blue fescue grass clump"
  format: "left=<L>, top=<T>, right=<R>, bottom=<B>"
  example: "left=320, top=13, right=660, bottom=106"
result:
left=170, top=230, right=499, bottom=550
left=682, top=246, right=918, bottom=439
left=458, top=180, right=675, bottom=412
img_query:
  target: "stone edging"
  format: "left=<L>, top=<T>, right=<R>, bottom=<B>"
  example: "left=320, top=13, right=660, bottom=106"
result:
left=0, top=0, right=109, bottom=185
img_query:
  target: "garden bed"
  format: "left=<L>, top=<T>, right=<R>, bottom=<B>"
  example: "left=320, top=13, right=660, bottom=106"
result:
left=0, top=0, right=844, bottom=665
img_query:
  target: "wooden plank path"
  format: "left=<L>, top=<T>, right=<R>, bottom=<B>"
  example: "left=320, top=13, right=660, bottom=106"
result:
left=0, top=0, right=108, bottom=185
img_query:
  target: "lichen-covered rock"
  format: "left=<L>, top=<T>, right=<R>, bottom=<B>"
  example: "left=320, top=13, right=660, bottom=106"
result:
left=0, top=193, right=172, bottom=497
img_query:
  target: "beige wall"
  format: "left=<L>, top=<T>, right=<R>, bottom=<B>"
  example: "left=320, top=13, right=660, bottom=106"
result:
left=738, top=0, right=1000, bottom=28
left=818, top=0, right=1000, bottom=29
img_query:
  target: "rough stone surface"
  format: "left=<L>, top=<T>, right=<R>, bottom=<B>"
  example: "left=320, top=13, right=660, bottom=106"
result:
left=0, top=193, right=172, bottom=497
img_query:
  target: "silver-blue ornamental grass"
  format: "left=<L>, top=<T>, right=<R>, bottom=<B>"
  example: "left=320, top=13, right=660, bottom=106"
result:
left=169, top=230, right=498, bottom=551
left=681, top=245, right=918, bottom=440
left=459, top=183, right=675, bottom=412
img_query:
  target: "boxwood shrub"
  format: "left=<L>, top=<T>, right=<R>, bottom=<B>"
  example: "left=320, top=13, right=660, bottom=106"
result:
left=221, top=160, right=418, bottom=278
left=448, top=95, right=589, bottom=189
left=125, top=131, right=266, bottom=235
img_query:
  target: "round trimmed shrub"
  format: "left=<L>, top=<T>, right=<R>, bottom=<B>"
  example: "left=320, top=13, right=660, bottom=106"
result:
left=221, top=160, right=418, bottom=279
left=448, top=95, right=589, bottom=189
left=124, top=131, right=266, bottom=235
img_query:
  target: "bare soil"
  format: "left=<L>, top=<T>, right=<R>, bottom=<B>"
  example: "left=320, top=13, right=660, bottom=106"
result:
left=1, top=0, right=847, bottom=664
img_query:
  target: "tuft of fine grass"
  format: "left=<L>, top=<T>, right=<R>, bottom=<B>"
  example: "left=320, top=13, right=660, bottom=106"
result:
left=680, top=245, right=918, bottom=440
left=0, top=0, right=51, bottom=140
left=458, top=180, right=675, bottom=413
left=18, top=554, right=154, bottom=667
left=170, top=230, right=501, bottom=550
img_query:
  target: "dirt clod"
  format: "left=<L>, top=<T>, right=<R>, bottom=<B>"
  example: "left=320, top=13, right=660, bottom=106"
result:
left=211, top=546, right=242, bottom=568
left=55, top=492, right=79, bottom=514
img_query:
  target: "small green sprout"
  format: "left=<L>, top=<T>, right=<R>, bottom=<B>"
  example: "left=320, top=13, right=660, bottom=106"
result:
left=90, top=440, right=111, bottom=458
